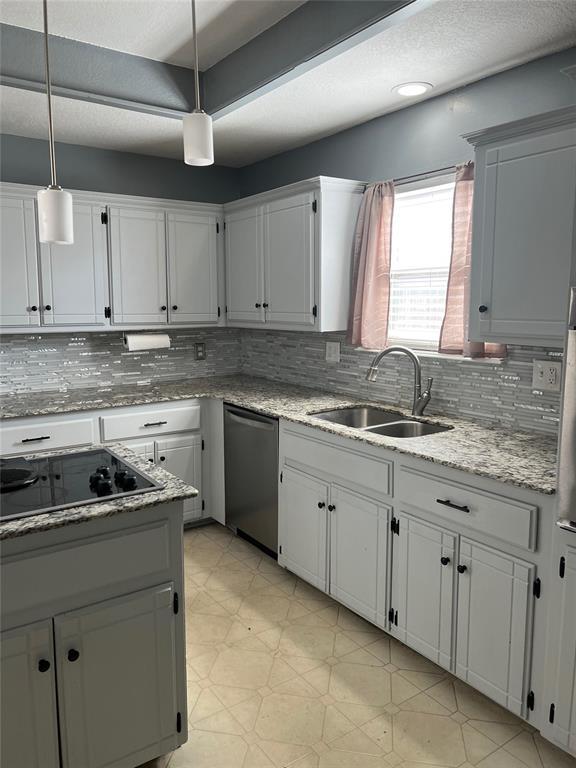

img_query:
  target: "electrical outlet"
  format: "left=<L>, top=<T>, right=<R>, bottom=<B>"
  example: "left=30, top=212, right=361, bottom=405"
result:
left=325, top=341, right=341, bottom=363
left=194, top=342, right=206, bottom=361
left=532, top=360, right=562, bottom=392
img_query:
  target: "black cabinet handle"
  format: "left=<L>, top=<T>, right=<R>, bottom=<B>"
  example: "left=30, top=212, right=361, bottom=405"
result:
left=172, top=305, right=178, bottom=310
left=21, top=435, right=50, bottom=443
left=436, top=498, right=470, bottom=514
left=263, top=302, right=269, bottom=308
left=328, top=504, right=335, bottom=512
left=38, top=659, right=51, bottom=673
left=67, top=649, right=80, bottom=662
left=161, top=305, right=167, bottom=311
left=317, top=502, right=325, bottom=509
left=30, top=305, right=38, bottom=312
left=440, top=556, right=451, bottom=566
left=44, top=305, right=52, bottom=311
left=478, top=305, right=488, bottom=313
left=143, top=421, right=168, bottom=428
left=160, top=456, right=166, bottom=462
left=255, top=303, right=261, bottom=308
left=457, top=564, right=468, bottom=574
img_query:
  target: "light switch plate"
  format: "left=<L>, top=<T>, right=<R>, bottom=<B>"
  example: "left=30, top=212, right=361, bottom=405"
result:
left=532, top=360, right=562, bottom=392
left=194, top=343, right=206, bottom=361
left=325, top=341, right=341, bottom=363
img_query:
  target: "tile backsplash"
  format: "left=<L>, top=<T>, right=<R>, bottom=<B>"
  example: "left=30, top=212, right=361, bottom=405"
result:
left=0, top=328, right=563, bottom=435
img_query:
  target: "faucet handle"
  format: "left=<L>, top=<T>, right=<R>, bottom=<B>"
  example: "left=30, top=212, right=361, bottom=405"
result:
left=424, top=376, right=433, bottom=394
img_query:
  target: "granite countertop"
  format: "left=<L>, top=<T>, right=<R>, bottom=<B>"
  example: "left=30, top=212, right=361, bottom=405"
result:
left=0, top=443, right=198, bottom=541
left=0, top=374, right=558, bottom=495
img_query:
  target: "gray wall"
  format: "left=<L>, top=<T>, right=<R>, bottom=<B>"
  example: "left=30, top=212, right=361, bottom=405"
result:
left=0, top=134, right=242, bottom=204
left=239, top=48, right=576, bottom=196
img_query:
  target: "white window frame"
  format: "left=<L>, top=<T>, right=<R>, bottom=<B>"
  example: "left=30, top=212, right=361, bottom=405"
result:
left=387, top=172, right=455, bottom=352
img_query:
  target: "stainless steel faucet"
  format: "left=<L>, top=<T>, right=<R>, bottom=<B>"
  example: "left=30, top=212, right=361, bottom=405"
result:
left=366, top=346, right=433, bottom=416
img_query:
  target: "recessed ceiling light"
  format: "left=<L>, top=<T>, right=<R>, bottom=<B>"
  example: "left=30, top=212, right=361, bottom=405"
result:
left=393, top=82, right=433, bottom=97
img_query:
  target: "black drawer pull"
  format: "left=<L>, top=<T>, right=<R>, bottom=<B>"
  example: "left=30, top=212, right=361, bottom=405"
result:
left=328, top=504, right=335, bottom=512
left=44, top=305, right=52, bottom=311
left=478, top=304, right=488, bottom=313
left=317, top=502, right=325, bottom=509
left=263, top=302, right=269, bottom=308
left=21, top=435, right=51, bottom=443
left=161, top=305, right=167, bottom=311
left=172, top=305, right=178, bottom=310
left=38, top=659, right=51, bottom=673
left=457, top=564, right=468, bottom=574
left=440, top=556, right=451, bottom=566
left=255, top=303, right=261, bottom=308
left=67, top=649, right=80, bottom=662
left=29, top=305, right=38, bottom=312
left=436, top=498, right=470, bottom=513
left=143, top=421, right=168, bottom=428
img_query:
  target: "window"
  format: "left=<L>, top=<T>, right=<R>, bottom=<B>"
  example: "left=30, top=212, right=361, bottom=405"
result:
left=388, top=177, right=455, bottom=349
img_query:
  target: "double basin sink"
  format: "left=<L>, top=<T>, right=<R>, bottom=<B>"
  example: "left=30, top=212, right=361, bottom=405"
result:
left=309, top=406, right=453, bottom=438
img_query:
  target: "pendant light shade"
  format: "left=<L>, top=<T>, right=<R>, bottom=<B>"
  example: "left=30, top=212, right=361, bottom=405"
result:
left=37, top=186, right=74, bottom=244
left=38, top=0, right=74, bottom=245
left=183, top=111, right=214, bottom=166
left=183, top=0, right=214, bottom=166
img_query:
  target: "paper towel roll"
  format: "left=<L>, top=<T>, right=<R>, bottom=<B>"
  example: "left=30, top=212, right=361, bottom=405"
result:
left=123, top=333, right=171, bottom=352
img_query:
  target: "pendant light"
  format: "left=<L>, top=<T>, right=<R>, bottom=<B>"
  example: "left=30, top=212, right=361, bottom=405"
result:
left=183, top=0, right=214, bottom=166
left=37, top=0, right=74, bottom=244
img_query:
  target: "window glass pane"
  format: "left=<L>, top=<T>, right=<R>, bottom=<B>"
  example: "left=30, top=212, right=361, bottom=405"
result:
left=388, top=179, right=454, bottom=348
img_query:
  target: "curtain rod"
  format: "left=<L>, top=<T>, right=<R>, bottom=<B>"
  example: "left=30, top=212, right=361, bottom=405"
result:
left=363, top=163, right=461, bottom=190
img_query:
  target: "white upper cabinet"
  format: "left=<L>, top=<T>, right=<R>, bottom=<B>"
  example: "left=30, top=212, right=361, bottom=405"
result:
left=263, top=193, right=315, bottom=327
left=0, top=196, right=41, bottom=327
left=467, top=107, right=576, bottom=346
left=225, top=206, right=265, bottom=324
left=109, top=206, right=168, bottom=325
left=224, top=177, right=364, bottom=332
left=167, top=211, right=219, bottom=324
left=40, top=203, right=108, bottom=326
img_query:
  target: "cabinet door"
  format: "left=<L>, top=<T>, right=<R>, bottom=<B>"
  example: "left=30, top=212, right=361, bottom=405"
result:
left=40, top=203, right=108, bottom=326
left=109, top=206, right=168, bottom=325
left=279, top=467, right=328, bottom=591
left=456, top=538, right=535, bottom=716
left=471, top=127, right=576, bottom=344
left=329, top=485, right=388, bottom=623
left=0, top=196, right=40, bottom=326
left=391, top=513, right=455, bottom=670
left=547, top=544, right=576, bottom=752
left=119, top=439, right=155, bottom=463
left=1, top=619, right=60, bottom=768
left=55, top=583, right=179, bottom=768
left=155, top=434, right=202, bottom=523
left=225, top=207, right=265, bottom=323
left=167, top=211, right=218, bottom=324
left=263, top=193, right=316, bottom=327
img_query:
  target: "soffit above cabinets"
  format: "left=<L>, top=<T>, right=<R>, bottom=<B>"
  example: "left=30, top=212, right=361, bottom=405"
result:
left=0, top=0, right=306, bottom=70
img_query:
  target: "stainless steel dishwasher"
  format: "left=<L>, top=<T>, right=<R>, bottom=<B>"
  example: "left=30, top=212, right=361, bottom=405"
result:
left=224, top=404, right=279, bottom=555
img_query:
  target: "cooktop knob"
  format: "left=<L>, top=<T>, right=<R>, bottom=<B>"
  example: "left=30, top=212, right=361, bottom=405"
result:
left=114, top=469, right=128, bottom=485
left=96, top=465, right=111, bottom=478
left=122, top=474, right=138, bottom=491
left=96, top=478, right=113, bottom=496
left=89, top=471, right=104, bottom=489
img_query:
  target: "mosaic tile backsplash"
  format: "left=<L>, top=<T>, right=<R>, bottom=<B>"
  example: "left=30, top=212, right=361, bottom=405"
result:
left=0, top=328, right=563, bottom=435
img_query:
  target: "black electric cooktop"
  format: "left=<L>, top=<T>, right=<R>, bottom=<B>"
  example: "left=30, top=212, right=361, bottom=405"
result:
left=0, top=448, right=164, bottom=522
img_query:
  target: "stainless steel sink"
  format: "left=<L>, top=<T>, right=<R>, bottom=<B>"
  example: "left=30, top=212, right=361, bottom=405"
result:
left=310, top=406, right=408, bottom=428
left=365, top=421, right=452, bottom=438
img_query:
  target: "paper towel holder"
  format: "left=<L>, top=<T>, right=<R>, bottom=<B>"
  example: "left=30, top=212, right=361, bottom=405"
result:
left=123, top=332, right=171, bottom=352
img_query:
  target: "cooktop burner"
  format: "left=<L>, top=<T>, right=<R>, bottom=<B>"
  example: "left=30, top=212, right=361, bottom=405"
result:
left=0, top=448, right=164, bottom=523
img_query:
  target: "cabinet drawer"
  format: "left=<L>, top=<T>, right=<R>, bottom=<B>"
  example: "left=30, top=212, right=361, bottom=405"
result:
left=398, top=466, right=537, bottom=550
left=1, top=522, right=171, bottom=617
left=0, top=417, right=95, bottom=456
left=282, top=427, right=392, bottom=498
left=100, top=404, right=200, bottom=441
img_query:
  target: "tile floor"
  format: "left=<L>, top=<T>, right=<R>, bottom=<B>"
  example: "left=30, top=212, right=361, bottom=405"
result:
left=142, top=523, right=575, bottom=768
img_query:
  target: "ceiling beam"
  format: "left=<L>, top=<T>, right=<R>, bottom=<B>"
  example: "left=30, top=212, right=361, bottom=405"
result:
left=0, top=23, right=199, bottom=118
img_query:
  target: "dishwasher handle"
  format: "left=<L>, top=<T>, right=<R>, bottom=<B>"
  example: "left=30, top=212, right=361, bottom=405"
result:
left=225, top=406, right=277, bottom=432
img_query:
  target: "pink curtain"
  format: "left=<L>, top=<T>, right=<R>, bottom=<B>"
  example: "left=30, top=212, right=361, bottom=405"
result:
left=439, top=163, right=506, bottom=358
left=348, top=181, right=395, bottom=349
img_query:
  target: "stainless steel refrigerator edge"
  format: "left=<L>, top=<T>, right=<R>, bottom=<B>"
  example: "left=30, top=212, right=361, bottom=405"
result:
left=224, top=404, right=279, bottom=553
left=557, top=286, right=576, bottom=533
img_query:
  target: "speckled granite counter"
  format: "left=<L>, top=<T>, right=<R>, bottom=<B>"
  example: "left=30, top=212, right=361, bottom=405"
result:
left=0, top=375, right=558, bottom=495
left=0, top=443, right=198, bottom=540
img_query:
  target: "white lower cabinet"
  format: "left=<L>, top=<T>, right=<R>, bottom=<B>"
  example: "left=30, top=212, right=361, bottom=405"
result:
left=390, top=513, right=456, bottom=670
left=329, top=485, right=388, bottom=624
left=156, top=434, right=202, bottom=523
left=456, top=538, right=535, bottom=716
left=55, top=584, right=178, bottom=768
left=278, top=467, right=329, bottom=591
left=0, top=620, right=60, bottom=768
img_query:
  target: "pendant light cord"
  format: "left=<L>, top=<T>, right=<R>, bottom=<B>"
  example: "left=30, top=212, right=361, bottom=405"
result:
left=191, top=0, right=202, bottom=112
left=42, top=0, right=58, bottom=188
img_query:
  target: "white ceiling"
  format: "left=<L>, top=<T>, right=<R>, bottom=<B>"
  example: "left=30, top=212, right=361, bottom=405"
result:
left=0, top=0, right=305, bottom=69
left=1, top=0, right=576, bottom=167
